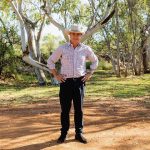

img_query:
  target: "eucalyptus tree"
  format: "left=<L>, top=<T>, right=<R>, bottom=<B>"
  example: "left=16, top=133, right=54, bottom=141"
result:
left=0, top=1, right=19, bottom=77
left=98, top=0, right=150, bottom=76
left=123, top=0, right=150, bottom=75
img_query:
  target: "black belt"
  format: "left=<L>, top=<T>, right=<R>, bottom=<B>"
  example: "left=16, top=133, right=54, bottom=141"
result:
left=66, top=75, right=85, bottom=80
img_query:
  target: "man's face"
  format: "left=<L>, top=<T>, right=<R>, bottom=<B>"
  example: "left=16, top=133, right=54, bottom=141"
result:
left=69, top=32, right=82, bottom=43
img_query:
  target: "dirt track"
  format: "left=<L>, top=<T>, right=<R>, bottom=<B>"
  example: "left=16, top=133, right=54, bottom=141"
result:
left=0, top=98, right=150, bottom=150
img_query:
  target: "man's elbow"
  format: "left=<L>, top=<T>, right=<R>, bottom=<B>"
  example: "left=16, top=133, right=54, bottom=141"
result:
left=47, top=59, right=56, bottom=70
left=90, top=62, right=99, bottom=70
left=91, top=58, right=99, bottom=69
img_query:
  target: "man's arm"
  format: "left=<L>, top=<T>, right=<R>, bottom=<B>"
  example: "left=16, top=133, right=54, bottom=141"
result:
left=47, top=47, right=66, bottom=82
left=87, top=47, right=99, bottom=73
left=82, top=46, right=99, bottom=82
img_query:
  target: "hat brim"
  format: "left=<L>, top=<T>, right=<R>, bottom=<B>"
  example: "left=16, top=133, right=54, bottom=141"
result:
left=65, top=30, right=85, bottom=35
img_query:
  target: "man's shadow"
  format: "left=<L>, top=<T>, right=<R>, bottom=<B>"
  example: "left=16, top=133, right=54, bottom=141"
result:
left=13, top=138, right=77, bottom=150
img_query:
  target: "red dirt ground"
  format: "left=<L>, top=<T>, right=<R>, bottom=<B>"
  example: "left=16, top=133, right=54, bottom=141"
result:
left=0, top=98, right=150, bottom=150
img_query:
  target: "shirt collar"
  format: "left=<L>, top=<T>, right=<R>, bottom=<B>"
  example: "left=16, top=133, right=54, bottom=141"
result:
left=67, top=41, right=82, bottom=47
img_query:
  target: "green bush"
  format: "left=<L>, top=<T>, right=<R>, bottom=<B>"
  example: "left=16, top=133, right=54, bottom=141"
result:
left=99, top=59, right=112, bottom=70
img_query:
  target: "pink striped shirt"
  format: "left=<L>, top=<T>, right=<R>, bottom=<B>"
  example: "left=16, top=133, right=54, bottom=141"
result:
left=47, top=42, right=99, bottom=78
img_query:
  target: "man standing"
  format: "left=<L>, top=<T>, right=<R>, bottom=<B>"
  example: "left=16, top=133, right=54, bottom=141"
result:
left=47, top=24, right=99, bottom=144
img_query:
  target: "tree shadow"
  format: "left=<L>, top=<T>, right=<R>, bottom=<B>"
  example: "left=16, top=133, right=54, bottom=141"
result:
left=102, top=137, right=150, bottom=150
left=0, top=99, right=150, bottom=149
left=82, top=98, right=150, bottom=134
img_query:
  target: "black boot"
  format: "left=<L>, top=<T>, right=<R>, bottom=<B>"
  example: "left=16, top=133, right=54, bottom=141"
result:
left=75, top=133, right=87, bottom=144
left=57, top=133, right=67, bottom=143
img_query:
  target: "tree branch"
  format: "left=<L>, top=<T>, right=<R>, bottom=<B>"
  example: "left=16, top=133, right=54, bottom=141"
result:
left=42, top=0, right=69, bottom=41
left=10, top=0, right=24, bottom=26
left=81, top=0, right=117, bottom=42
left=23, top=55, right=50, bottom=72
left=37, top=15, right=46, bottom=42
left=17, top=0, right=28, bottom=53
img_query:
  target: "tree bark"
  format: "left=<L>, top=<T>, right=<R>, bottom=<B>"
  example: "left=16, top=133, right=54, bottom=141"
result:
left=141, top=26, right=150, bottom=73
left=102, top=28, right=117, bottom=75
left=115, top=3, right=121, bottom=77
left=26, top=26, right=47, bottom=85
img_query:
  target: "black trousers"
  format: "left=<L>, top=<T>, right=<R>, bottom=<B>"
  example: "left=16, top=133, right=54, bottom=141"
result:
left=59, top=76, right=85, bottom=135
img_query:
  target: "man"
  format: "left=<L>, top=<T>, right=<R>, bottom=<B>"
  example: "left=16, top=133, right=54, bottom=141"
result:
left=47, top=24, right=99, bottom=144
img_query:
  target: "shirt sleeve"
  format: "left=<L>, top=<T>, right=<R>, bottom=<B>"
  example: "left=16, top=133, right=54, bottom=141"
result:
left=47, top=46, right=62, bottom=70
left=86, top=46, right=99, bottom=70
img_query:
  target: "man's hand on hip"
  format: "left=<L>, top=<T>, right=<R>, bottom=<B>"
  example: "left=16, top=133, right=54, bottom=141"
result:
left=55, top=74, right=66, bottom=83
left=50, top=69, right=66, bottom=83
left=81, top=69, right=95, bottom=82
left=81, top=72, right=92, bottom=82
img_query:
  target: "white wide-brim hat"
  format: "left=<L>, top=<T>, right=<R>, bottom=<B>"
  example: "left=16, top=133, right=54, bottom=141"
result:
left=65, top=24, right=85, bottom=35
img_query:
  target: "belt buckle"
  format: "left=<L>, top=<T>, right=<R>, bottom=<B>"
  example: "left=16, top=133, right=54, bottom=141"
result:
left=73, top=77, right=77, bottom=81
